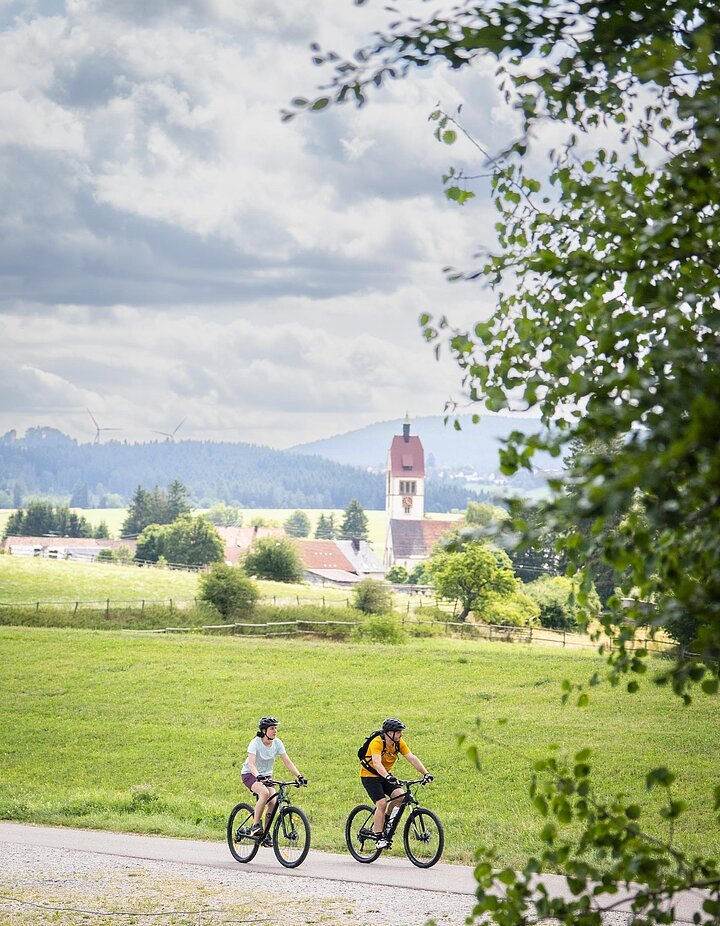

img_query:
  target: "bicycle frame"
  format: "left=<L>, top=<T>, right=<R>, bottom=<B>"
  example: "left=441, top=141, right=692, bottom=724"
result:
left=377, top=778, right=426, bottom=844
left=253, top=779, right=302, bottom=840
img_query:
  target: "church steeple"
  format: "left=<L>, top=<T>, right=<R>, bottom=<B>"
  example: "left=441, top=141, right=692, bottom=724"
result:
left=402, top=413, right=411, bottom=443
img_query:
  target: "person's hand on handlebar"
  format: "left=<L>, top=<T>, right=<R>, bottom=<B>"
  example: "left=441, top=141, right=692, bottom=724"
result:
left=422, top=773, right=434, bottom=783
left=386, top=774, right=398, bottom=785
left=296, top=775, right=308, bottom=786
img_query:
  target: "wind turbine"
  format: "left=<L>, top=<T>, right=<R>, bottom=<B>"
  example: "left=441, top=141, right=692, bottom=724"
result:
left=152, top=417, right=186, bottom=442
left=86, top=408, right=122, bottom=445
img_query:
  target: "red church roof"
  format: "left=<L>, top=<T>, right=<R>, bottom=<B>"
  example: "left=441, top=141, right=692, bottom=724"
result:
left=389, top=435, right=424, bottom=477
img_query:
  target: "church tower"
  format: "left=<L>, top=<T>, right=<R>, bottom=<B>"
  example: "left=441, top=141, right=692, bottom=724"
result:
left=385, top=415, right=425, bottom=520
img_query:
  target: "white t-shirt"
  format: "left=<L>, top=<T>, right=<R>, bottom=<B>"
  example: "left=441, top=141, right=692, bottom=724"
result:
left=241, top=736, right=286, bottom=777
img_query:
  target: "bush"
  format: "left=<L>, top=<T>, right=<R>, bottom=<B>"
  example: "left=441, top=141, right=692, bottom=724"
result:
left=482, top=589, right=540, bottom=627
left=354, top=616, right=407, bottom=644
left=386, top=565, right=409, bottom=584
left=524, top=575, right=598, bottom=631
left=352, top=578, right=394, bottom=614
left=406, top=620, right=442, bottom=638
left=96, top=548, right=116, bottom=563
left=243, top=537, right=303, bottom=582
left=199, top=564, right=259, bottom=619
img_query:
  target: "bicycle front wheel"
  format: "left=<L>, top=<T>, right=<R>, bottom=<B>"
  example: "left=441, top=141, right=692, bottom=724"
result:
left=403, top=807, right=444, bottom=868
left=227, top=802, right=260, bottom=864
left=345, top=804, right=382, bottom=863
left=273, top=805, right=310, bottom=868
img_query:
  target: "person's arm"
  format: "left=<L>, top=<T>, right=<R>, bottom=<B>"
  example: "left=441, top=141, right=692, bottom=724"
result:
left=280, top=752, right=301, bottom=778
left=247, top=753, right=259, bottom=776
left=371, top=752, right=393, bottom=778
left=404, top=752, right=428, bottom=776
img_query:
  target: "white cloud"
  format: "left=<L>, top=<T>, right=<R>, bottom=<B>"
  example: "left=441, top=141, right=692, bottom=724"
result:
left=0, top=1, right=509, bottom=447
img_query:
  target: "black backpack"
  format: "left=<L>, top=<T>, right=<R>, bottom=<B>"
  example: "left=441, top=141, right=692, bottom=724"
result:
left=357, top=730, right=384, bottom=775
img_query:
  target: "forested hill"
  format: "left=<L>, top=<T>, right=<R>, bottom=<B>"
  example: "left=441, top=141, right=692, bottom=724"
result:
left=0, top=428, right=481, bottom=511
left=291, top=414, right=558, bottom=471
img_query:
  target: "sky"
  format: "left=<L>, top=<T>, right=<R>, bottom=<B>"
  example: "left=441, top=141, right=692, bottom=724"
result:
left=0, top=0, right=522, bottom=449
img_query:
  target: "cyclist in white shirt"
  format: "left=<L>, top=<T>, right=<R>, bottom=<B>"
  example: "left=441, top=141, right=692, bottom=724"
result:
left=241, top=716, right=305, bottom=844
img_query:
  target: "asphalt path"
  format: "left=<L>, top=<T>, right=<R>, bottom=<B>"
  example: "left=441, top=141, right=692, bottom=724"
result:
left=0, top=822, right=709, bottom=921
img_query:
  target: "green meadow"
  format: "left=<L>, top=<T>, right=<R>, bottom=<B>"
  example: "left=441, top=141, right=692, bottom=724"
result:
left=0, top=627, right=716, bottom=866
left=0, top=556, right=436, bottom=620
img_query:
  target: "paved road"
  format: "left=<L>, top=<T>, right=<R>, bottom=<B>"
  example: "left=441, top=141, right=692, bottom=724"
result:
left=0, top=822, right=708, bottom=921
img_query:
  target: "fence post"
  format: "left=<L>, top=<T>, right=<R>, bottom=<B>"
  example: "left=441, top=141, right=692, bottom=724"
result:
left=36, top=601, right=40, bottom=612
left=529, top=626, right=533, bottom=644
left=141, top=599, right=145, bottom=612
left=74, top=601, right=79, bottom=615
left=273, top=596, right=276, bottom=606
left=170, top=599, right=173, bottom=614
left=106, top=598, right=110, bottom=618
left=563, top=630, right=566, bottom=647
left=322, top=596, right=325, bottom=609
left=406, top=600, right=410, bottom=614
left=297, top=595, right=300, bottom=606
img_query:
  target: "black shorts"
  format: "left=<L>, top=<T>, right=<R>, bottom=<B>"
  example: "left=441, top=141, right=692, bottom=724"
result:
left=361, top=775, right=399, bottom=803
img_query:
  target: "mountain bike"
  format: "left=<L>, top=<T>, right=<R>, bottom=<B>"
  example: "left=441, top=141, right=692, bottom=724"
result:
left=345, top=777, right=443, bottom=868
left=227, top=779, right=310, bottom=869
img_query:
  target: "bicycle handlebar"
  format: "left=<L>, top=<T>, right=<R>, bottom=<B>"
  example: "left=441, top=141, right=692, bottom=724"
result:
left=265, top=779, right=307, bottom=788
left=394, top=777, right=432, bottom=787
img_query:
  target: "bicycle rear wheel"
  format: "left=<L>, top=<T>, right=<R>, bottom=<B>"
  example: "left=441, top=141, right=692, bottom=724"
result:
left=273, top=805, right=310, bottom=868
left=345, top=804, right=382, bottom=863
left=227, top=802, right=260, bottom=863
left=403, top=807, right=444, bottom=868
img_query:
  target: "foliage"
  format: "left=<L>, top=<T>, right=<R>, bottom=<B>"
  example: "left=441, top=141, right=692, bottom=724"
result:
left=299, top=0, right=720, bottom=919
left=466, top=501, right=506, bottom=529
left=243, top=536, right=304, bottom=583
left=351, top=578, right=393, bottom=615
left=121, top=482, right=191, bottom=537
left=202, top=503, right=243, bottom=527
left=96, top=548, right=115, bottom=563
left=3, top=501, right=95, bottom=540
left=135, top=516, right=224, bottom=567
left=94, top=520, right=110, bottom=539
left=338, top=499, right=369, bottom=540
left=428, top=537, right=518, bottom=621
left=524, top=576, right=596, bottom=632
left=483, top=588, right=539, bottom=627
left=408, top=563, right=431, bottom=585
left=198, top=564, right=259, bottom=619
left=474, top=748, right=720, bottom=926
left=284, top=509, right=311, bottom=538
left=385, top=565, right=409, bottom=584
left=314, top=512, right=337, bottom=539
left=134, top=524, right=167, bottom=564
left=354, top=615, right=407, bottom=644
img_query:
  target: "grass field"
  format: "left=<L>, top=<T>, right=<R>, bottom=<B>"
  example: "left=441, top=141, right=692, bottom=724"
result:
left=0, top=556, right=439, bottom=618
left=1, top=627, right=716, bottom=866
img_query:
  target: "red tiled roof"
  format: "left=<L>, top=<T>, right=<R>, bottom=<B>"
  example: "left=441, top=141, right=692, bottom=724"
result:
left=389, top=435, right=424, bottom=476
left=388, top=520, right=457, bottom=558
left=293, top=540, right=357, bottom=573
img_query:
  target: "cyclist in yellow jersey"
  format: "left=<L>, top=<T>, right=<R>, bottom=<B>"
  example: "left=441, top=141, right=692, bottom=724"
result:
left=360, top=718, right=432, bottom=849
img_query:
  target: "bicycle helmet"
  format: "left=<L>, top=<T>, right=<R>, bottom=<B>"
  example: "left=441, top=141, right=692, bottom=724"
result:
left=382, top=718, right=407, bottom=734
left=258, top=716, right=279, bottom=734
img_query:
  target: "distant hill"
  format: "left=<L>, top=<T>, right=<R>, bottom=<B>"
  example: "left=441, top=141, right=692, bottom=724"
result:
left=290, top=414, right=559, bottom=473
left=0, top=427, right=484, bottom=511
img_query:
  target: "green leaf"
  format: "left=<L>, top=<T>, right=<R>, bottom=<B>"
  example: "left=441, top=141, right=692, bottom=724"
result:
left=442, top=130, right=457, bottom=145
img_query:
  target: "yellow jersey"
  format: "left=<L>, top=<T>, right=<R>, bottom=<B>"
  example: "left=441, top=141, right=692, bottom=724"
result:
left=360, top=734, right=410, bottom=778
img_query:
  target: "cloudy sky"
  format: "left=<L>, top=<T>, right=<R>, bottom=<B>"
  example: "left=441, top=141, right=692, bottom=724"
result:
left=0, top=0, right=520, bottom=448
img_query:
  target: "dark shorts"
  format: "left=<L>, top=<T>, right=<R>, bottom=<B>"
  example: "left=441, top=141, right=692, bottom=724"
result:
left=242, top=773, right=271, bottom=791
left=361, top=775, right=400, bottom=803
